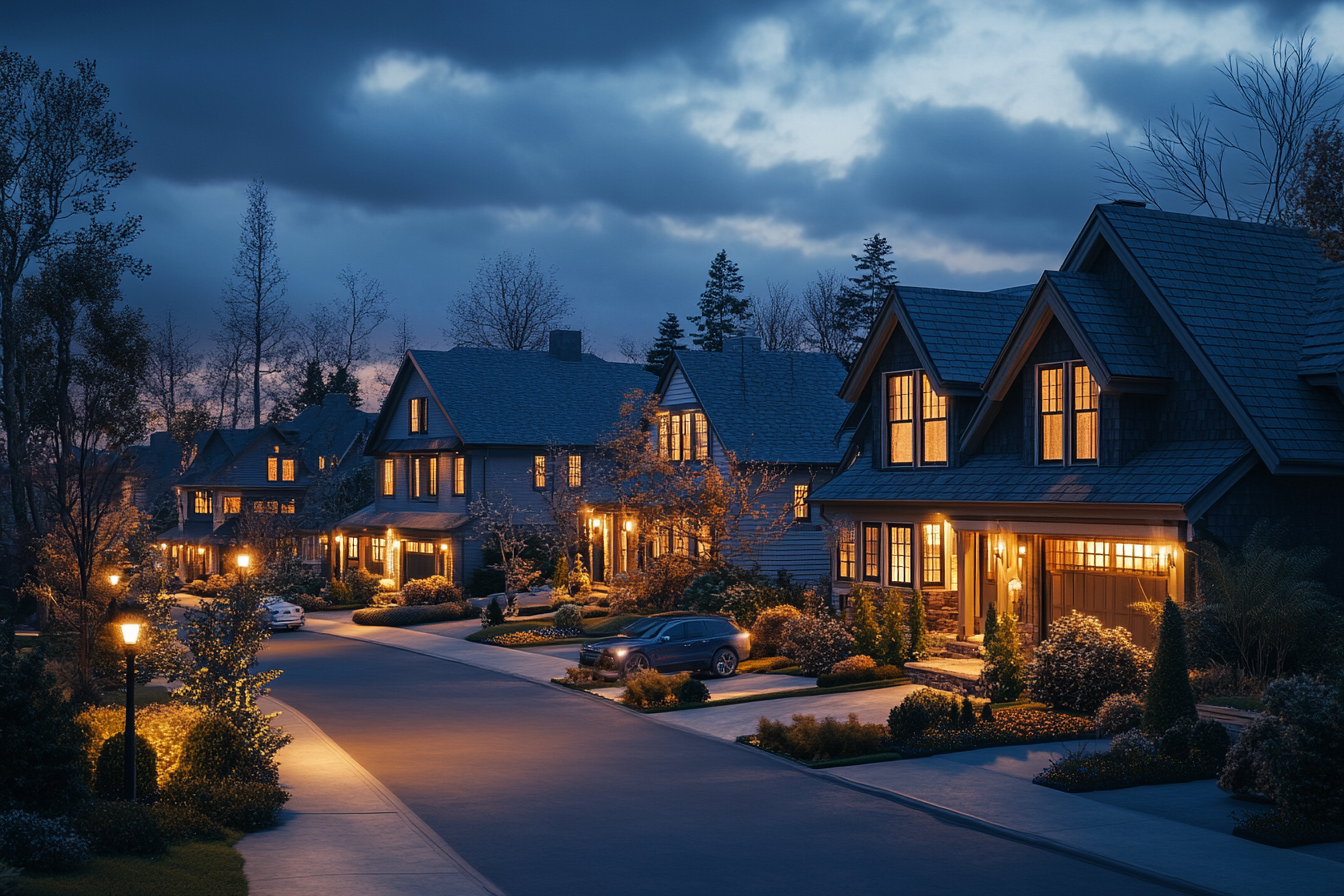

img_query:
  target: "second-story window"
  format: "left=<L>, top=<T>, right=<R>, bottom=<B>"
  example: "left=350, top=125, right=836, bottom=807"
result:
left=921, top=374, right=948, bottom=464
left=534, top=455, right=546, bottom=489
left=382, top=458, right=395, bottom=496
left=282, top=458, right=295, bottom=481
left=1038, top=361, right=1099, bottom=465
left=453, top=456, right=466, bottom=495
left=223, top=496, right=241, bottom=514
left=568, top=454, right=582, bottom=488
left=411, top=456, right=438, bottom=499
left=409, top=397, right=428, bottom=434
left=887, top=373, right=914, bottom=465
left=888, top=371, right=948, bottom=467
left=793, top=484, right=810, bottom=520
left=837, top=527, right=855, bottom=581
left=695, top=414, right=709, bottom=460
left=657, top=411, right=707, bottom=461
left=267, top=457, right=278, bottom=481
left=194, top=491, right=213, bottom=514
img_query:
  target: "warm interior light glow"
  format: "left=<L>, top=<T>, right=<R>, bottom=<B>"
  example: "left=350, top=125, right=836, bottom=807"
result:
left=159, top=542, right=167, bottom=550
left=108, top=574, right=120, bottom=586
left=198, top=547, right=206, bottom=555
left=440, top=543, right=449, bottom=551
left=236, top=554, right=250, bottom=569
left=624, top=520, right=634, bottom=532
left=335, top=535, right=343, bottom=542
left=1017, top=544, right=1027, bottom=556
left=120, top=623, right=140, bottom=645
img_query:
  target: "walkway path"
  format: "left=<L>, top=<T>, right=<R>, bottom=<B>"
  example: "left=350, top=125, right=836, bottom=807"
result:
left=237, top=696, right=504, bottom=896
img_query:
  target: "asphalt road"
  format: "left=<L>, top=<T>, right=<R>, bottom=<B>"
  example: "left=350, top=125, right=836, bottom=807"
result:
left=258, top=631, right=1179, bottom=896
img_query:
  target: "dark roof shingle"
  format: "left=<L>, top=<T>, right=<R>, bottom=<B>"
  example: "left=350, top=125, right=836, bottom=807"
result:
left=899, top=285, right=1032, bottom=386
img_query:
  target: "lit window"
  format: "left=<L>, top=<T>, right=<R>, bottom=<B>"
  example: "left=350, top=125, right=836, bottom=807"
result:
left=921, top=374, right=947, bottom=465
left=862, top=523, right=881, bottom=582
left=194, top=491, right=213, bottom=514
left=453, top=456, right=466, bottom=495
left=657, top=412, right=669, bottom=458
left=408, top=397, right=427, bottom=434
left=837, top=527, right=855, bottom=581
left=534, top=455, right=546, bottom=489
left=793, top=484, right=810, bottom=520
left=1073, top=364, right=1099, bottom=462
left=281, top=458, right=295, bottom=481
left=695, top=413, right=709, bottom=460
left=370, top=538, right=386, bottom=562
left=670, top=414, right=683, bottom=461
left=318, top=455, right=325, bottom=470
left=889, top=525, right=913, bottom=586
left=280, top=499, right=295, bottom=514
left=253, top=500, right=279, bottom=514
left=921, top=523, right=943, bottom=586
left=267, top=457, right=278, bottom=481
left=223, top=496, right=241, bottom=514
left=1114, top=542, right=1160, bottom=573
left=411, top=457, right=422, bottom=499
left=1040, top=366, right=1064, bottom=462
left=382, top=458, right=395, bottom=496
left=887, top=373, right=914, bottom=465
left=406, top=540, right=434, bottom=553
left=348, top=536, right=359, bottom=560
left=428, top=456, right=438, bottom=496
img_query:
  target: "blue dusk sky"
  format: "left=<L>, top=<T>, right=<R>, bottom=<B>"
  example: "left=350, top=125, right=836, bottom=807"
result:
left=6, top=1, right=1339, bottom=360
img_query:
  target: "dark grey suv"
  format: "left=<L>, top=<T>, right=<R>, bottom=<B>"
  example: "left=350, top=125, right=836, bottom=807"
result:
left=579, top=613, right=750, bottom=679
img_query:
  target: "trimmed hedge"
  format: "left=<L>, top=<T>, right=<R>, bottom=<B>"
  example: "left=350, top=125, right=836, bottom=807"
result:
left=74, top=801, right=168, bottom=858
left=0, top=811, right=90, bottom=872
left=353, top=601, right=478, bottom=627
left=757, top=713, right=889, bottom=762
left=816, top=664, right=904, bottom=688
left=159, top=778, right=289, bottom=832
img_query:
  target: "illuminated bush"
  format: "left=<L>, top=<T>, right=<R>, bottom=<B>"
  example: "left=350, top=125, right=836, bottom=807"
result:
left=780, top=614, right=853, bottom=676
left=400, top=575, right=463, bottom=606
left=1026, top=611, right=1151, bottom=714
left=750, top=605, right=802, bottom=658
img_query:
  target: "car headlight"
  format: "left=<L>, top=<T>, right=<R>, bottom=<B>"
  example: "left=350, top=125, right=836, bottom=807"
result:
left=615, top=648, right=627, bottom=658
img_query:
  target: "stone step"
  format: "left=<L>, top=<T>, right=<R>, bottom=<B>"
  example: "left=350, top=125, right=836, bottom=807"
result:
left=944, top=640, right=983, bottom=659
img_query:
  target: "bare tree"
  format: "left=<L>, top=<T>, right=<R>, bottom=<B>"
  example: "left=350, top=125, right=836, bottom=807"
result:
left=1099, top=33, right=1344, bottom=222
left=801, top=269, right=854, bottom=365
left=447, top=249, right=571, bottom=350
left=219, top=178, right=290, bottom=427
left=329, top=267, right=390, bottom=370
left=617, top=335, right=650, bottom=366
left=203, top=325, right=248, bottom=429
left=372, top=312, right=418, bottom=402
left=0, top=53, right=138, bottom=533
left=752, top=279, right=807, bottom=351
left=144, top=310, right=200, bottom=426
left=469, top=490, right=542, bottom=601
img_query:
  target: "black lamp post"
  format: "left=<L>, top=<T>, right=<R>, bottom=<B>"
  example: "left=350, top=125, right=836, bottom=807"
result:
left=117, top=609, right=141, bottom=801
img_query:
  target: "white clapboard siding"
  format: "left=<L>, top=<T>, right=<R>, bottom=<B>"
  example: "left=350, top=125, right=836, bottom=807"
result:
left=662, top=368, right=697, bottom=406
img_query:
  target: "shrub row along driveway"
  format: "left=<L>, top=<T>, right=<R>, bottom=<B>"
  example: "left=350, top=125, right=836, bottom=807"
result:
left=256, top=632, right=1178, bottom=896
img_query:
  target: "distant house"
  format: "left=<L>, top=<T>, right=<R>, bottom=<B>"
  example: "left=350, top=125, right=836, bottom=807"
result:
left=814, top=203, right=1344, bottom=650
left=642, top=335, right=850, bottom=580
left=335, top=331, right=654, bottom=589
left=163, top=394, right=375, bottom=581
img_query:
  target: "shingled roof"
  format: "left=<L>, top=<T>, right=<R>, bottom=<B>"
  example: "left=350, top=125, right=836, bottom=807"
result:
left=1300, top=263, right=1344, bottom=378
left=1043, top=271, right=1166, bottom=379
left=1085, top=204, right=1344, bottom=469
left=899, top=285, right=1034, bottom=387
left=406, top=348, right=655, bottom=447
left=669, top=343, right=850, bottom=464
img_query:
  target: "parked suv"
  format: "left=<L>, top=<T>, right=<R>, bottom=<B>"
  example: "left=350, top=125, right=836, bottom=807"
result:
left=579, top=613, right=749, bottom=678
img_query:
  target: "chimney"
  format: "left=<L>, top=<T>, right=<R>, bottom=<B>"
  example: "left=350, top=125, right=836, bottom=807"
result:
left=549, top=330, right=582, bottom=362
left=723, top=334, right=762, bottom=352
left=322, top=392, right=350, bottom=408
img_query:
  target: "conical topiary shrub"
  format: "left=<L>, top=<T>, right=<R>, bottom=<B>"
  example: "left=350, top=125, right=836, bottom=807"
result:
left=982, top=611, right=1026, bottom=702
left=1142, top=598, right=1197, bottom=735
left=880, top=593, right=906, bottom=667
left=850, top=588, right=880, bottom=659
left=905, top=590, right=929, bottom=662
left=486, top=596, right=505, bottom=627
left=552, top=556, right=569, bottom=594
left=982, top=602, right=999, bottom=651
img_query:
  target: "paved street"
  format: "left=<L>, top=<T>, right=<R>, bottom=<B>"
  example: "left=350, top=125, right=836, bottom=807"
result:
left=257, top=631, right=1179, bottom=896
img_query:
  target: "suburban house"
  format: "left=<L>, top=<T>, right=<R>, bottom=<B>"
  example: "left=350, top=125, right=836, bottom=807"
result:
left=644, top=334, right=850, bottom=581
left=334, top=331, right=655, bottom=589
left=163, top=394, right=375, bottom=581
left=813, top=203, right=1344, bottom=651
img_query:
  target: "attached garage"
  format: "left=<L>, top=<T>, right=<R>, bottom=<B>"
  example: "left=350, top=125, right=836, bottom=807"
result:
left=1044, top=539, right=1175, bottom=650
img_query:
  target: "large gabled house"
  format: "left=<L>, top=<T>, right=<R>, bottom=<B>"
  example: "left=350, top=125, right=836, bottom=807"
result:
left=164, top=394, right=375, bottom=581
left=813, top=203, right=1344, bottom=650
left=335, top=331, right=655, bottom=588
left=644, top=334, right=850, bottom=580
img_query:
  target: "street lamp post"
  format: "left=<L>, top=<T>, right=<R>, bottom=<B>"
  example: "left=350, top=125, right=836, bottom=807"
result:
left=236, top=553, right=250, bottom=581
left=118, top=617, right=141, bottom=801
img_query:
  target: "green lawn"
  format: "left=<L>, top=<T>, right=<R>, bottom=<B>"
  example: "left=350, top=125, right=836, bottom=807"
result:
left=20, top=837, right=246, bottom=896
left=466, top=614, right=639, bottom=644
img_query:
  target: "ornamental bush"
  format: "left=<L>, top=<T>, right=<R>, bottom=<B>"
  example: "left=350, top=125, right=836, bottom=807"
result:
left=152, top=804, right=226, bottom=844
left=178, top=716, right=251, bottom=783
left=256, top=557, right=324, bottom=598
left=906, top=590, right=930, bottom=662
left=0, top=632, right=90, bottom=816
left=93, top=733, right=158, bottom=800
left=553, top=603, right=584, bottom=630
left=830, top=655, right=877, bottom=676
left=849, top=587, right=881, bottom=659
left=982, top=610, right=1026, bottom=703
left=74, top=801, right=168, bottom=858
left=888, top=688, right=963, bottom=742
left=621, top=670, right=684, bottom=708
left=342, top=568, right=381, bottom=605
left=815, top=663, right=903, bottom=688
left=1026, top=611, right=1152, bottom=714
left=353, top=601, right=476, bottom=627
left=674, top=676, right=711, bottom=704
left=0, top=811, right=90, bottom=872
left=878, top=592, right=906, bottom=667
left=400, top=576, right=463, bottom=606
left=1143, top=598, right=1197, bottom=735
left=485, top=597, right=505, bottom=627
left=1095, top=693, right=1145, bottom=736
left=750, top=605, right=802, bottom=658
left=756, top=713, right=889, bottom=762
left=781, top=614, right=854, bottom=676
left=159, top=778, right=289, bottom=832
left=552, top=555, right=569, bottom=594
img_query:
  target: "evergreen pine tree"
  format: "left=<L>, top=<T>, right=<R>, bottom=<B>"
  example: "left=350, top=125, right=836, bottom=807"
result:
left=1142, top=598, right=1197, bottom=735
left=644, top=313, right=687, bottom=374
left=839, top=233, right=897, bottom=346
left=688, top=250, right=749, bottom=351
left=959, top=696, right=976, bottom=728
left=486, top=596, right=505, bottom=627
left=906, top=590, right=929, bottom=662
left=293, top=359, right=327, bottom=411
left=850, top=588, right=880, bottom=658
left=983, top=601, right=999, bottom=651
left=983, top=611, right=1026, bottom=702
left=0, top=631, right=89, bottom=815
left=880, top=592, right=906, bottom=666
left=324, top=364, right=362, bottom=407
left=980, top=701, right=994, bottom=722
left=552, top=555, right=569, bottom=593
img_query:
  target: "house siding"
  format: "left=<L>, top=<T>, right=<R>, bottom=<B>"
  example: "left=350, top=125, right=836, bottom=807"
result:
left=662, top=368, right=696, bottom=406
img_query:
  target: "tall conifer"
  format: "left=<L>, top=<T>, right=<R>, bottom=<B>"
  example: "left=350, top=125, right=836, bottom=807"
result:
left=688, top=250, right=749, bottom=351
left=1142, top=598, right=1197, bottom=734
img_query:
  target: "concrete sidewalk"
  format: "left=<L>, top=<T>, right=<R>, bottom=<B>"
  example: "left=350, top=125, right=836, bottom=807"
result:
left=237, top=696, right=504, bottom=896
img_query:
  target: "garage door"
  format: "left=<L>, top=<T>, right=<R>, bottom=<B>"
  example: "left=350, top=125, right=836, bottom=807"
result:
left=1045, top=539, right=1168, bottom=650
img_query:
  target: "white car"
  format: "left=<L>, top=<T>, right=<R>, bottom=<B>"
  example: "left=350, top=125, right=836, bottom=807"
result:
left=261, top=596, right=305, bottom=631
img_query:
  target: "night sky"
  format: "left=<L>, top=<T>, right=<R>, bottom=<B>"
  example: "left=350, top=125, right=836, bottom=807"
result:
left=6, top=1, right=1334, bottom=362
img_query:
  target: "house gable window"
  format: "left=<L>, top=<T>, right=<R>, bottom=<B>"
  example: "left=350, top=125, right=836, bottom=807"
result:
left=267, top=457, right=278, bottom=481
left=533, top=455, right=546, bottom=489
left=223, top=496, right=241, bottom=515
left=921, top=523, right=944, bottom=586
left=1038, top=361, right=1098, bottom=465
left=193, top=491, right=213, bottom=515
left=568, top=454, right=582, bottom=488
left=862, top=523, right=881, bottom=582
left=837, top=527, right=856, bottom=581
left=889, top=524, right=913, bottom=586
left=793, top=484, right=810, bottom=521
left=887, top=370, right=947, bottom=467
left=409, top=397, right=428, bottom=434
left=281, top=458, right=295, bottom=481
left=382, top=458, right=395, bottom=496
left=453, top=456, right=466, bottom=495
left=657, top=411, right=708, bottom=461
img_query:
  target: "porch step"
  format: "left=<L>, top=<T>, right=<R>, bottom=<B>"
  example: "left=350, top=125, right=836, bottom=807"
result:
left=944, top=639, right=983, bottom=659
left=904, top=657, right=986, bottom=698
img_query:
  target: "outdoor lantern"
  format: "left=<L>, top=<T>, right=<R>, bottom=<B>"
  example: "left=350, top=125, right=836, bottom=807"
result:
left=1017, top=544, right=1027, bottom=556
left=108, top=574, right=120, bottom=587
left=440, top=543, right=449, bottom=551
left=624, top=520, right=635, bottom=532
left=159, top=542, right=168, bottom=551
left=198, top=547, right=206, bottom=555
left=994, top=540, right=1005, bottom=560
left=120, top=621, right=141, bottom=647
left=236, top=553, right=250, bottom=569
left=335, top=534, right=343, bottom=542
left=115, top=612, right=145, bottom=801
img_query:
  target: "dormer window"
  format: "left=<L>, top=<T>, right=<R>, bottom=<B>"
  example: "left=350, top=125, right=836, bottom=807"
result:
left=887, top=370, right=947, bottom=467
left=657, top=411, right=708, bottom=461
left=409, top=397, right=428, bottom=434
left=1038, top=361, right=1098, bottom=464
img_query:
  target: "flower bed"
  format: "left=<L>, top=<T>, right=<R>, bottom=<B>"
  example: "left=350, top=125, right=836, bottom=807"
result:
left=1034, top=721, right=1229, bottom=793
left=890, top=710, right=1096, bottom=759
left=484, top=626, right=583, bottom=646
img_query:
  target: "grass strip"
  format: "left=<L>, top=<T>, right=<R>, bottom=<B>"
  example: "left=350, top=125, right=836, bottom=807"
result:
left=20, top=835, right=247, bottom=896
left=551, top=674, right=911, bottom=711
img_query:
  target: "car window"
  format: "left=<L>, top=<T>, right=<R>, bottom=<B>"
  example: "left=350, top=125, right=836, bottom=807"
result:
left=621, top=618, right=662, bottom=637
left=660, top=622, right=689, bottom=640
left=681, top=620, right=708, bottom=638
left=706, top=619, right=738, bottom=635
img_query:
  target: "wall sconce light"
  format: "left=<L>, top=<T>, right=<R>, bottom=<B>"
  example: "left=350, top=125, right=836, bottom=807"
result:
left=1018, top=544, right=1027, bottom=557
left=236, top=554, right=250, bottom=570
left=198, top=547, right=206, bottom=555
left=994, top=540, right=1005, bottom=561
left=591, top=518, right=602, bottom=529
left=108, top=574, right=120, bottom=587
left=1008, top=577, right=1023, bottom=594
left=624, top=520, right=635, bottom=532
left=335, top=535, right=343, bottom=542
left=440, top=543, right=449, bottom=551
left=159, top=542, right=168, bottom=551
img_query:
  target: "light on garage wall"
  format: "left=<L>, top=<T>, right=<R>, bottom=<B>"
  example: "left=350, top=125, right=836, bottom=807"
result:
left=994, top=540, right=1005, bottom=561
left=1018, top=544, right=1027, bottom=557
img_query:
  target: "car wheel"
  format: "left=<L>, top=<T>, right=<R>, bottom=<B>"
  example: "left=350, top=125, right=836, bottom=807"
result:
left=710, top=648, right=738, bottom=678
left=624, top=653, right=651, bottom=675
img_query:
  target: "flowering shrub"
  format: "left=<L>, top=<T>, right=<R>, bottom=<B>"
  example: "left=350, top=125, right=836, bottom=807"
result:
left=553, top=603, right=584, bottom=630
left=750, top=605, right=802, bottom=658
left=1109, top=728, right=1154, bottom=755
left=1095, top=694, right=1145, bottom=736
left=756, top=713, right=889, bottom=761
left=486, top=626, right=583, bottom=646
left=781, top=614, right=853, bottom=675
left=400, top=576, right=463, bottom=606
left=830, top=655, right=877, bottom=675
left=0, top=811, right=90, bottom=871
left=621, top=670, right=702, bottom=708
left=1026, top=611, right=1152, bottom=714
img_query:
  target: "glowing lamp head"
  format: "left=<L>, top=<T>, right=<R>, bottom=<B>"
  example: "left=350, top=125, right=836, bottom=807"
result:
left=120, top=623, right=141, bottom=646
left=159, top=542, right=168, bottom=551
left=624, top=520, right=635, bottom=532
left=1008, top=577, right=1023, bottom=594
left=440, top=543, right=449, bottom=551
left=335, top=535, right=343, bottom=542
left=236, top=554, right=250, bottom=569
left=1017, top=544, right=1027, bottom=557
left=198, top=547, right=206, bottom=555
left=108, top=574, right=120, bottom=587
left=995, top=540, right=1005, bottom=559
